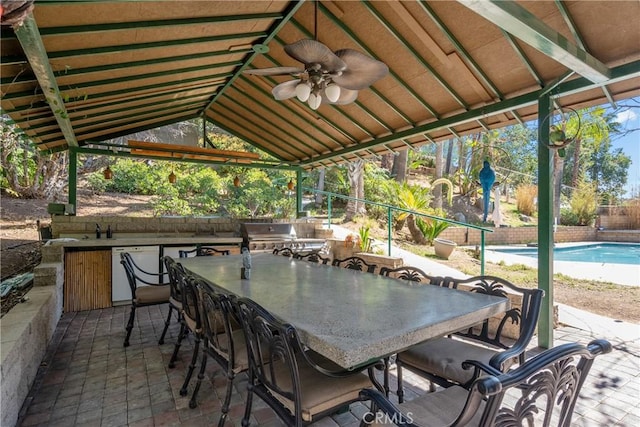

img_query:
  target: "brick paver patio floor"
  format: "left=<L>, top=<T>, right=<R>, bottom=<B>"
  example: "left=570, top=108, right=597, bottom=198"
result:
left=15, top=305, right=640, bottom=427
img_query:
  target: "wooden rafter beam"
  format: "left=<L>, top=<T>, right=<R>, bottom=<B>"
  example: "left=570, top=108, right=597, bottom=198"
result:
left=127, top=140, right=260, bottom=160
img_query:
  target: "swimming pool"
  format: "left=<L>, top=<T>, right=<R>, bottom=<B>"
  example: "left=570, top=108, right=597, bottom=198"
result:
left=492, top=243, right=640, bottom=266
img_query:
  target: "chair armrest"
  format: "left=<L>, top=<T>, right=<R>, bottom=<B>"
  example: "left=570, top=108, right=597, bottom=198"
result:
left=359, top=389, right=418, bottom=427
left=461, top=359, right=503, bottom=383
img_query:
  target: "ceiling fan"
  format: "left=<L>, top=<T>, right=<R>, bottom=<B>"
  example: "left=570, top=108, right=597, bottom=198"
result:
left=243, top=2, right=388, bottom=110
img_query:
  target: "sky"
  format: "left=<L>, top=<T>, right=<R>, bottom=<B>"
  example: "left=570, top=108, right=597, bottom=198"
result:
left=612, top=105, right=640, bottom=198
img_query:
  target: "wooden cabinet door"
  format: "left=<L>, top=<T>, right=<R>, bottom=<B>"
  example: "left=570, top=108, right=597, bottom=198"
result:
left=64, top=250, right=112, bottom=311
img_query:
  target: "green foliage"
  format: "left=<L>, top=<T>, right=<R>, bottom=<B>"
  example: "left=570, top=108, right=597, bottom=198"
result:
left=222, top=168, right=292, bottom=218
left=358, top=225, right=372, bottom=253
left=363, top=163, right=394, bottom=220
left=568, top=180, right=598, bottom=226
left=416, top=216, right=450, bottom=245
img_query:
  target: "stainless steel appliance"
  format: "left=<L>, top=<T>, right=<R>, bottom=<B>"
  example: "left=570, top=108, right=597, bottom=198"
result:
left=239, top=223, right=326, bottom=253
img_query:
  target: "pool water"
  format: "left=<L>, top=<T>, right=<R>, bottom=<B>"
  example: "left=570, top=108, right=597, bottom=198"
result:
left=492, top=243, right=640, bottom=266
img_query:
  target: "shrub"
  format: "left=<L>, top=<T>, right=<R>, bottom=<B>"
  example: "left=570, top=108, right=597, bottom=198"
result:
left=569, top=180, right=598, bottom=226
left=625, top=196, right=640, bottom=229
left=416, top=216, right=450, bottom=245
left=515, top=184, right=537, bottom=216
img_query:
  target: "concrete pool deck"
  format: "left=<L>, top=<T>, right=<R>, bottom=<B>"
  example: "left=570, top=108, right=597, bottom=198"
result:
left=484, top=242, right=640, bottom=287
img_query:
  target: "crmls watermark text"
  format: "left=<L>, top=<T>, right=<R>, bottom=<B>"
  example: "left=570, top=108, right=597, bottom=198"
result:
left=363, top=411, right=415, bottom=425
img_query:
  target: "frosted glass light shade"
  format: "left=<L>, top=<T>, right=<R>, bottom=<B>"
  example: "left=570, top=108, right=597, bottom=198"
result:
left=308, top=93, right=321, bottom=110
left=325, top=84, right=341, bottom=103
left=295, top=82, right=311, bottom=102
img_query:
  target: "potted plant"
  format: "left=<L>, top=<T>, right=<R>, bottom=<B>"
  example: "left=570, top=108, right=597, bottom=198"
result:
left=433, top=237, right=457, bottom=259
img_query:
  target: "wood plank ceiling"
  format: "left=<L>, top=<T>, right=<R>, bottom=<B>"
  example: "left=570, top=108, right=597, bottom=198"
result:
left=1, top=1, right=639, bottom=170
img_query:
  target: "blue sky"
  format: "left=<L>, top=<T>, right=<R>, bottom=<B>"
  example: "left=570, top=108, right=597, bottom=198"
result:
left=612, top=105, right=640, bottom=198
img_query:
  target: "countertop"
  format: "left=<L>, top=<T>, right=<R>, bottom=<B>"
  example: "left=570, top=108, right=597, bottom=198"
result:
left=48, top=235, right=243, bottom=248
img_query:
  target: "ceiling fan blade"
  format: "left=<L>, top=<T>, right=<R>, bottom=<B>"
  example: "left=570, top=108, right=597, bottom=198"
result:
left=284, top=39, right=346, bottom=72
left=272, top=80, right=299, bottom=100
left=322, top=87, right=359, bottom=105
left=243, top=66, right=303, bottom=76
left=331, top=49, right=389, bottom=90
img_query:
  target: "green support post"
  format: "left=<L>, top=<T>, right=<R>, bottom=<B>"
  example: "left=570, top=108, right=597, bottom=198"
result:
left=387, top=206, right=392, bottom=256
left=327, top=196, right=332, bottom=228
left=537, top=94, right=554, bottom=348
left=68, top=148, right=77, bottom=213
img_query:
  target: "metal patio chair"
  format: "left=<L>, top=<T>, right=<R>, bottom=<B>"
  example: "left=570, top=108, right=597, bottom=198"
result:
left=293, top=251, right=330, bottom=264
left=159, top=256, right=185, bottom=345
left=234, top=297, right=374, bottom=427
left=361, top=339, right=612, bottom=427
left=120, top=252, right=170, bottom=347
left=395, top=275, right=544, bottom=402
left=331, top=256, right=377, bottom=273
left=179, top=246, right=230, bottom=257
left=168, top=268, right=202, bottom=399
left=188, top=282, right=248, bottom=426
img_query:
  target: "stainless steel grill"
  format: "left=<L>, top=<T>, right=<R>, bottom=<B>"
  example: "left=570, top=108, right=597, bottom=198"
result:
left=240, top=223, right=326, bottom=253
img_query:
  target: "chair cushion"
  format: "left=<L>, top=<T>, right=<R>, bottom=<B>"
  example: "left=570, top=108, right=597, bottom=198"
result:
left=135, top=285, right=170, bottom=304
left=269, top=353, right=372, bottom=422
left=209, top=329, right=250, bottom=373
left=397, top=337, right=516, bottom=385
left=371, top=385, right=484, bottom=426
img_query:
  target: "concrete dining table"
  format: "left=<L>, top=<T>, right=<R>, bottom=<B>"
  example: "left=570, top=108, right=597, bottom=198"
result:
left=178, top=253, right=510, bottom=371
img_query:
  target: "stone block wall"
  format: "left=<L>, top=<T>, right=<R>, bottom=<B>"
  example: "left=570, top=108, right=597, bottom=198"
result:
left=50, top=216, right=323, bottom=239
left=436, top=226, right=597, bottom=246
left=1, top=286, right=62, bottom=427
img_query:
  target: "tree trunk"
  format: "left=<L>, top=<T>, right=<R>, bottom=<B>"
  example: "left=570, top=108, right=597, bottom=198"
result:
left=345, top=160, right=364, bottom=221
left=315, top=168, right=325, bottom=206
left=380, top=153, right=394, bottom=172
left=571, top=137, right=582, bottom=188
left=553, top=150, right=564, bottom=221
left=433, top=141, right=444, bottom=209
left=392, top=150, right=407, bottom=183
left=445, top=139, right=454, bottom=175
left=406, top=214, right=427, bottom=245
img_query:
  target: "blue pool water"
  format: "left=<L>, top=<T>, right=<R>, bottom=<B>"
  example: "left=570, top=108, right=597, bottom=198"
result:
left=492, top=243, right=640, bottom=265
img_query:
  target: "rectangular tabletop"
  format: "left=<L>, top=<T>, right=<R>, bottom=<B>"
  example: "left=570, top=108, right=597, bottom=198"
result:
left=179, top=254, right=509, bottom=369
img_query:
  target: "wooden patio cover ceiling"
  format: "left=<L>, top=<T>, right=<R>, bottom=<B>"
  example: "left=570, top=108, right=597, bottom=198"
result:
left=1, top=1, right=639, bottom=170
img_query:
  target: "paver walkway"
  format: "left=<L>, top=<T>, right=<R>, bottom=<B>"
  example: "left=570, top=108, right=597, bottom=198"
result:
left=15, top=302, right=639, bottom=427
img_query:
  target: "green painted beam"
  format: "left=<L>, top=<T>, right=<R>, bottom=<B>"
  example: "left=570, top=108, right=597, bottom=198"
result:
left=537, top=94, right=554, bottom=348
left=501, top=30, right=543, bottom=87
left=206, top=109, right=294, bottom=161
left=237, top=75, right=337, bottom=152
left=300, top=59, right=640, bottom=166
left=47, top=31, right=267, bottom=59
left=319, top=3, right=439, bottom=118
left=199, top=1, right=306, bottom=115
left=419, top=0, right=502, bottom=100
left=458, top=0, right=610, bottom=83
left=36, top=13, right=285, bottom=35
left=3, top=71, right=232, bottom=102
left=363, top=1, right=468, bottom=109
left=13, top=13, right=78, bottom=147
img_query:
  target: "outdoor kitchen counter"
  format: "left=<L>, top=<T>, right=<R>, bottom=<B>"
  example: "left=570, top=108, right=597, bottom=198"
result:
left=49, top=236, right=243, bottom=248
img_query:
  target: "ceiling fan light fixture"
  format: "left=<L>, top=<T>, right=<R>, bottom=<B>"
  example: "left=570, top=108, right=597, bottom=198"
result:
left=325, top=83, right=341, bottom=103
left=308, top=92, right=321, bottom=110
left=295, top=82, right=311, bottom=102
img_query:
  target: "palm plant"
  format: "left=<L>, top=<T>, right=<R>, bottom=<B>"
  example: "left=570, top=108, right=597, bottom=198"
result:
left=394, top=179, right=453, bottom=244
left=416, top=217, right=450, bottom=245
